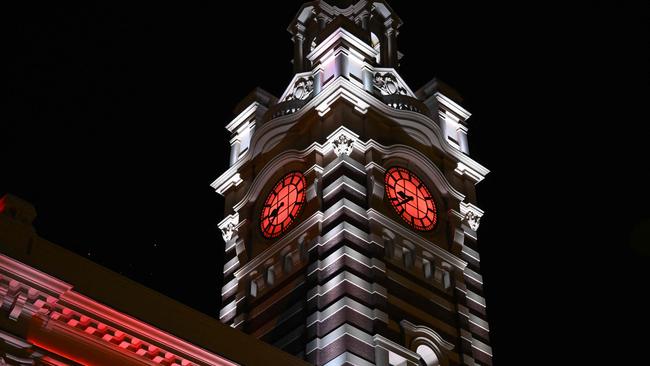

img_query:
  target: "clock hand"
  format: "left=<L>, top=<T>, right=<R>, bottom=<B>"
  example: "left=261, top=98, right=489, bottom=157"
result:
left=397, top=196, right=413, bottom=206
left=263, top=202, right=285, bottom=221
left=396, top=191, right=414, bottom=206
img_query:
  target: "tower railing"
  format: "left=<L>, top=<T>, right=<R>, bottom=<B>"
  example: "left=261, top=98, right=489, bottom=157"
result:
left=379, top=94, right=433, bottom=119
left=265, top=98, right=311, bottom=121
left=264, top=91, right=434, bottom=123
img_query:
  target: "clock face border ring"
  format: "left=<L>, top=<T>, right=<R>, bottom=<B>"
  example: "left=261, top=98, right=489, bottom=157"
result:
left=259, top=171, right=307, bottom=239
left=384, top=166, right=438, bottom=231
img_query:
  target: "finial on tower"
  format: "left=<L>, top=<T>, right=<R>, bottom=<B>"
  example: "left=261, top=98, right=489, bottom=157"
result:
left=288, top=0, right=403, bottom=73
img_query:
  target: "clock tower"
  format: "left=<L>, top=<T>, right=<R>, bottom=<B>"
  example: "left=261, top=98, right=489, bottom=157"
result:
left=212, top=1, right=492, bottom=365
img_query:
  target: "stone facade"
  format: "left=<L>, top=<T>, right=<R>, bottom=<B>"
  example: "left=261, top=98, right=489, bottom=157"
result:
left=213, top=1, right=491, bottom=365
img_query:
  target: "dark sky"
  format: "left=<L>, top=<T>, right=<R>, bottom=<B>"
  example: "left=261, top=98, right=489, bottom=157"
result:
left=3, top=1, right=648, bottom=364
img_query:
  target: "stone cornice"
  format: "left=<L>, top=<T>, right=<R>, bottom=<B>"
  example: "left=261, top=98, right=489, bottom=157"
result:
left=210, top=76, right=488, bottom=195
left=225, top=102, right=259, bottom=133
left=307, top=26, right=378, bottom=64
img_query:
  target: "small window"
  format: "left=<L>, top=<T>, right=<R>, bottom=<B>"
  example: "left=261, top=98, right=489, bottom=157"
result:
left=371, top=32, right=380, bottom=49
left=442, top=271, right=451, bottom=290
left=423, top=259, right=433, bottom=279
left=383, top=237, right=393, bottom=258
left=298, top=234, right=309, bottom=260
left=403, top=248, right=414, bottom=269
left=250, top=280, right=258, bottom=297
left=266, top=266, right=275, bottom=286
left=284, top=254, right=293, bottom=273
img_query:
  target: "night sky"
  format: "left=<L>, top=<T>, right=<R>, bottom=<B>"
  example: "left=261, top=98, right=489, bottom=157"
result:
left=3, top=1, right=648, bottom=364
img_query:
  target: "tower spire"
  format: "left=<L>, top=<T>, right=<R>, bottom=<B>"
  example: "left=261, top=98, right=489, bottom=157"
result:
left=288, top=0, right=403, bottom=72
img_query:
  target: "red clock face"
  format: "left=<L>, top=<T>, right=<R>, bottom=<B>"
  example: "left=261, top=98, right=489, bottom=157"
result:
left=260, top=172, right=307, bottom=239
left=385, top=167, right=437, bottom=231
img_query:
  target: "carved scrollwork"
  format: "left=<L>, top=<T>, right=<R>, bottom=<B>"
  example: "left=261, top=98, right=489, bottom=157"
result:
left=220, top=222, right=236, bottom=242
left=459, top=202, right=483, bottom=232
left=286, top=76, right=314, bottom=101
left=332, top=134, right=354, bottom=157
left=463, top=211, right=481, bottom=231
left=373, top=72, right=406, bottom=96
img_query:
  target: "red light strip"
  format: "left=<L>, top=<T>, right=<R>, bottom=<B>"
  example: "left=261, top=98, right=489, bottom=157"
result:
left=0, top=253, right=239, bottom=366
left=28, top=339, right=88, bottom=365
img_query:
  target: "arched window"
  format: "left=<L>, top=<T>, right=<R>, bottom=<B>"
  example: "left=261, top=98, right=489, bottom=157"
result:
left=416, top=344, right=440, bottom=366
left=371, top=32, right=380, bottom=48
left=382, top=228, right=396, bottom=258
left=401, top=320, right=454, bottom=366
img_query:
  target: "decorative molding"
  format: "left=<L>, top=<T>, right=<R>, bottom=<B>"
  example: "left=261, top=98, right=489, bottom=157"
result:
left=218, top=213, right=240, bottom=243
left=307, top=271, right=386, bottom=304
left=463, top=212, right=481, bottom=232
left=373, top=67, right=416, bottom=97
left=279, top=72, right=314, bottom=102
left=305, top=323, right=374, bottom=355
left=435, top=92, right=471, bottom=122
left=322, top=175, right=366, bottom=200
left=306, top=296, right=388, bottom=327
left=285, top=76, right=314, bottom=101
left=332, top=134, right=354, bottom=157
left=322, top=352, right=374, bottom=366
left=307, top=245, right=386, bottom=278
left=323, top=154, right=366, bottom=178
left=459, top=202, right=484, bottom=231
left=454, top=162, right=485, bottom=184
left=373, top=334, right=421, bottom=366
left=251, top=77, right=486, bottom=179
left=401, top=320, right=455, bottom=366
left=315, top=81, right=370, bottom=116
left=373, top=72, right=407, bottom=96
left=212, top=78, right=489, bottom=196
left=325, top=126, right=359, bottom=157
left=226, top=102, right=259, bottom=133
left=306, top=27, right=378, bottom=65
left=213, top=173, right=243, bottom=196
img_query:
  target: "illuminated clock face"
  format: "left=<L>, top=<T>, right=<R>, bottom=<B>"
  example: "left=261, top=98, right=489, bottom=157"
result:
left=260, top=172, right=307, bottom=239
left=385, top=167, right=437, bottom=231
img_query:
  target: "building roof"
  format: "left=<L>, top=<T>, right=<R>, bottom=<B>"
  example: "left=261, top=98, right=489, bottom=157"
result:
left=0, top=194, right=308, bottom=366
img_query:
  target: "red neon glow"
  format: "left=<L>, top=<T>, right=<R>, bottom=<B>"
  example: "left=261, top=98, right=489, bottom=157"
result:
left=0, top=195, right=6, bottom=214
left=1, top=253, right=238, bottom=366
left=260, top=172, right=307, bottom=238
left=385, top=167, right=437, bottom=231
left=28, top=339, right=89, bottom=365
